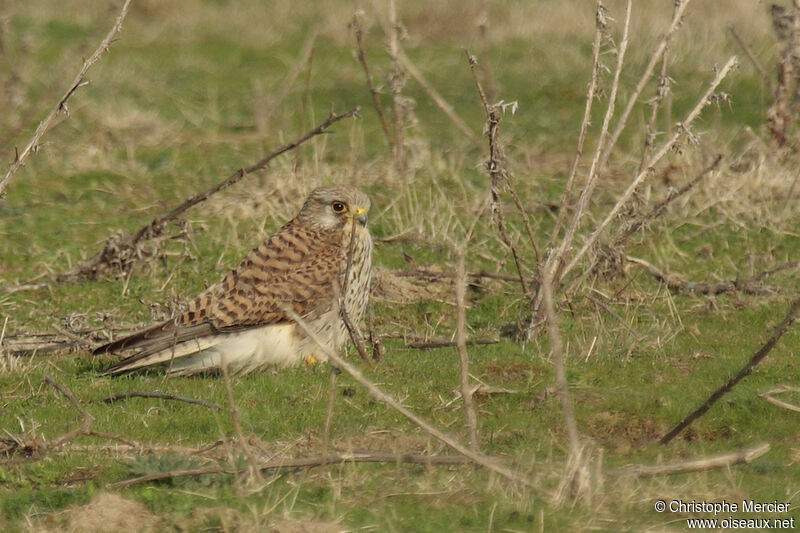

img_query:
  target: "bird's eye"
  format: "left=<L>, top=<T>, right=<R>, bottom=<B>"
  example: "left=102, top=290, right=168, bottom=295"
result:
left=331, top=202, right=347, bottom=213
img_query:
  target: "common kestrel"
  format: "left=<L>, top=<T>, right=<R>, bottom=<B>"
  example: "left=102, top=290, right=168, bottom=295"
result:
left=94, top=185, right=373, bottom=375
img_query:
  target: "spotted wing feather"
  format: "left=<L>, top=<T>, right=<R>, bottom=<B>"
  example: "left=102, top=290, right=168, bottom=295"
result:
left=94, top=219, right=343, bottom=367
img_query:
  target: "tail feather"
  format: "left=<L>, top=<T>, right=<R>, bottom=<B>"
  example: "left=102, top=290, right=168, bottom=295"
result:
left=103, top=335, right=224, bottom=375
left=96, top=320, right=221, bottom=375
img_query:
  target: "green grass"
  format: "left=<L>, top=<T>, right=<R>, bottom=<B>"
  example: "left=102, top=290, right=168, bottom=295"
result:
left=2, top=0, right=800, bottom=531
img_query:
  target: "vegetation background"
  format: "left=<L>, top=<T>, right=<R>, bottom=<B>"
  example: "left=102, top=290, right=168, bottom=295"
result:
left=1, top=0, right=799, bottom=531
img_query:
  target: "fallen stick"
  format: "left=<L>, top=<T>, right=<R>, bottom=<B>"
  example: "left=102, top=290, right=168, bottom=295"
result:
left=102, top=391, right=221, bottom=411
left=625, top=442, right=770, bottom=477
left=107, top=450, right=470, bottom=489
left=760, top=385, right=800, bottom=413
left=660, top=296, right=800, bottom=444
left=627, top=255, right=780, bottom=296
left=43, top=375, right=94, bottom=450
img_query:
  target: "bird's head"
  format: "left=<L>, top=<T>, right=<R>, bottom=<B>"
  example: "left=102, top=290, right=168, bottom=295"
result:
left=298, top=186, right=371, bottom=231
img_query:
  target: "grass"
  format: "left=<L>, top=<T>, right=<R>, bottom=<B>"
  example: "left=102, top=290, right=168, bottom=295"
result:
left=2, top=0, right=800, bottom=531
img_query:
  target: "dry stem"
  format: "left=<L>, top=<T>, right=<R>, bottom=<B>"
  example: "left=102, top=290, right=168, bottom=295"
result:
left=220, top=353, right=263, bottom=485
left=42, top=375, right=94, bottom=450
left=540, top=273, right=581, bottom=455
left=283, top=305, right=532, bottom=486
left=604, top=0, right=693, bottom=159
left=386, top=0, right=406, bottom=172
left=660, top=296, right=800, bottom=444
left=102, top=391, right=221, bottom=411
left=351, top=11, right=393, bottom=149
left=398, top=51, right=482, bottom=148
left=561, top=56, right=739, bottom=281
left=0, top=0, right=133, bottom=198
left=626, top=442, right=770, bottom=477
left=549, top=0, right=632, bottom=286
left=108, top=451, right=470, bottom=489
left=729, top=26, right=773, bottom=95
left=465, top=50, right=531, bottom=297
left=454, top=247, right=479, bottom=451
left=549, top=0, right=605, bottom=249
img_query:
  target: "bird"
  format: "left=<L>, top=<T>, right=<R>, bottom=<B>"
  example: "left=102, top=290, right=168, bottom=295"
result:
left=94, top=185, right=373, bottom=376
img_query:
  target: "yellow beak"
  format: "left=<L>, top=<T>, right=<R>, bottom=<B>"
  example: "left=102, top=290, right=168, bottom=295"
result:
left=354, top=206, right=368, bottom=226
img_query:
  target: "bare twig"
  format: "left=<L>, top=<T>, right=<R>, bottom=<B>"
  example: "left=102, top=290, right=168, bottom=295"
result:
left=102, top=391, right=222, bottom=411
left=386, top=0, right=406, bottom=172
left=617, top=155, right=722, bottom=244
left=660, top=296, right=800, bottom=444
left=42, top=375, right=95, bottom=450
left=549, top=0, right=605, bottom=249
left=638, top=2, right=678, bottom=176
left=760, top=385, right=800, bottom=413
left=626, top=255, right=778, bottom=296
left=394, top=267, right=531, bottom=284
left=561, top=56, right=739, bottom=281
left=408, top=337, right=499, bottom=350
left=0, top=0, right=133, bottom=198
left=322, top=366, right=338, bottom=460
left=625, top=442, right=770, bottom=477
left=283, top=305, right=531, bottom=486
left=57, top=106, right=360, bottom=281
left=604, top=0, right=693, bottom=162
left=51, top=324, right=97, bottom=350
left=729, top=26, right=773, bottom=95
left=351, top=11, right=393, bottom=149
left=466, top=50, right=530, bottom=297
left=549, top=0, right=633, bottom=285
left=220, top=353, right=263, bottom=484
left=455, top=248, right=479, bottom=451
left=398, top=51, right=482, bottom=148
left=107, top=451, right=470, bottom=489
left=540, top=273, right=581, bottom=454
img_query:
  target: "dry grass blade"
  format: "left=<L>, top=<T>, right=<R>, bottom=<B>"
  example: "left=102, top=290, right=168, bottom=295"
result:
left=282, top=305, right=532, bottom=486
left=0, top=0, right=133, bottom=198
left=660, top=296, right=800, bottom=444
left=625, top=443, right=770, bottom=477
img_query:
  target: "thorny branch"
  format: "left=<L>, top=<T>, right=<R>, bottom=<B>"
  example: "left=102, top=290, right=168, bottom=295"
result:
left=57, top=106, right=360, bottom=281
left=0, top=0, right=133, bottom=198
